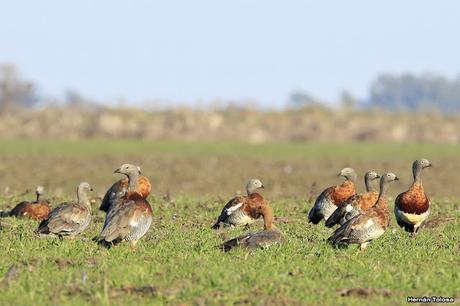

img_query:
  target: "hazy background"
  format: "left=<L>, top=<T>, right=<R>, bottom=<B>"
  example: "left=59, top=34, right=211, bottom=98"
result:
left=1, top=1, right=460, bottom=197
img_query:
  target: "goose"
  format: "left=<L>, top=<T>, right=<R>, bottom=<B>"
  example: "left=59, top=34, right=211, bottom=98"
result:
left=97, top=164, right=153, bottom=249
left=308, top=168, right=357, bottom=224
left=36, top=182, right=93, bottom=237
left=221, top=205, right=283, bottom=251
left=2, top=186, right=51, bottom=220
left=327, top=172, right=398, bottom=251
left=212, top=179, right=268, bottom=229
left=394, top=159, right=432, bottom=237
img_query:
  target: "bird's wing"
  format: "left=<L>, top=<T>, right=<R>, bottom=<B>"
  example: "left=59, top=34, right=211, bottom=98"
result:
left=325, top=195, right=358, bottom=227
left=44, top=203, right=88, bottom=233
left=99, top=179, right=128, bottom=212
left=211, top=196, right=246, bottom=229
left=99, top=199, right=150, bottom=242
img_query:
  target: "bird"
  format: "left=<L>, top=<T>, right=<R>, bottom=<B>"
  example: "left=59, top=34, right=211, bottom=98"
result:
left=36, top=182, right=93, bottom=237
left=99, top=165, right=151, bottom=213
left=221, top=205, right=283, bottom=251
left=394, top=159, right=432, bottom=236
left=211, top=179, right=268, bottom=229
left=327, top=172, right=399, bottom=251
left=97, top=164, right=153, bottom=249
left=325, top=171, right=380, bottom=227
left=1, top=186, right=51, bottom=220
left=308, top=168, right=357, bottom=224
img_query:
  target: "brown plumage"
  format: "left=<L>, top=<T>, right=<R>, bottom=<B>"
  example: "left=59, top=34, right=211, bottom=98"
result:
left=99, top=171, right=151, bottom=213
left=394, top=159, right=432, bottom=235
left=325, top=171, right=380, bottom=227
left=3, top=186, right=51, bottom=221
left=221, top=205, right=283, bottom=251
left=212, top=179, right=267, bottom=229
left=328, top=173, right=398, bottom=251
left=36, top=182, right=93, bottom=237
left=98, top=164, right=153, bottom=249
left=308, top=168, right=357, bottom=224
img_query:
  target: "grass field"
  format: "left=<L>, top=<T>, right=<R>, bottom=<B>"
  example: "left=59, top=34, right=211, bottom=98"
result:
left=0, top=139, right=459, bottom=305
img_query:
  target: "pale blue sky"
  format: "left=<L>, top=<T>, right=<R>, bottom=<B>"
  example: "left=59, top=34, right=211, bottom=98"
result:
left=1, top=0, right=459, bottom=107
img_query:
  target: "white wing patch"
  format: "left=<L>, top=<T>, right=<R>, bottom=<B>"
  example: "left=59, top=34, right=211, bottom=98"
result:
left=345, top=204, right=353, bottom=213
left=226, top=203, right=243, bottom=215
left=364, top=219, right=374, bottom=228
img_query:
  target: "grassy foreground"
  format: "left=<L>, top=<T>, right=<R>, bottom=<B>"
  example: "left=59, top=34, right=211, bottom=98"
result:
left=0, top=140, right=459, bottom=305
left=0, top=196, right=459, bottom=305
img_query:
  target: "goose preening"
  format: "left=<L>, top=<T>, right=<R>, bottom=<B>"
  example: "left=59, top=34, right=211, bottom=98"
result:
left=308, top=168, right=357, bottom=224
left=221, top=205, right=283, bottom=251
left=325, top=171, right=380, bottom=227
left=36, top=182, right=93, bottom=237
left=394, top=159, right=432, bottom=237
left=2, top=186, right=51, bottom=221
left=327, top=173, right=398, bottom=251
left=97, top=164, right=153, bottom=249
left=212, top=179, right=268, bottom=229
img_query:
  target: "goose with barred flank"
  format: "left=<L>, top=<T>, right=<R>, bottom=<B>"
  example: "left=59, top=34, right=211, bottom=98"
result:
left=394, top=159, right=432, bottom=236
left=327, top=173, right=398, bottom=251
left=212, top=179, right=267, bottom=229
left=1, top=186, right=51, bottom=220
left=325, top=171, right=380, bottom=227
left=97, top=164, right=153, bottom=249
left=36, top=182, right=93, bottom=237
left=221, top=205, right=283, bottom=251
left=308, top=168, right=357, bottom=224
left=99, top=166, right=151, bottom=213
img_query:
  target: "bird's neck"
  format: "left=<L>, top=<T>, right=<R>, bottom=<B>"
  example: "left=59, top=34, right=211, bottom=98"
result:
left=375, top=181, right=389, bottom=208
left=128, top=173, right=140, bottom=191
left=364, top=177, right=375, bottom=192
left=262, top=206, right=274, bottom=230
left=77, top=190, right=90, bottom=208
left=413, top=167, right=423, bottom=185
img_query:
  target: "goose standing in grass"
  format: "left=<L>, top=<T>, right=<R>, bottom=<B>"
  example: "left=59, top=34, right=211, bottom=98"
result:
left=325, top=171, right=380, bottom=227
left=212, top=179, right=268, bottom=229
left=99, top=165, right=151, bottom=213
left=97, top=164, right=153, bottom=249
left=308, top=168, right=357, bottom=224
left=394, top=159, right=432, bottom=237
left=1, top=186, right=51, bottom=220
left=327, top=173, right=398, bottom=251
left=36, top=182, right=93, bottom=237
left=221, top=205, right=283, bottom=251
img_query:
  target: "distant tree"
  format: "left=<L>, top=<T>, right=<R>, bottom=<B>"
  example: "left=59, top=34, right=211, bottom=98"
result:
left=368, top=73, right=460, bottom=113
left=340, top=90, right=357, bottom=110
left=287, top=90, right=319, bottom=109
left=0, top=64, right=39, bottom=112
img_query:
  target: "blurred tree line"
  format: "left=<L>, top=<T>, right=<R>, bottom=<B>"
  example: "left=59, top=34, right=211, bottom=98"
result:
left=289, top=74, right=460, bottom=113
left=3, top=63, right=460, bottom=113
left=367, top=74, right=460, bottom=113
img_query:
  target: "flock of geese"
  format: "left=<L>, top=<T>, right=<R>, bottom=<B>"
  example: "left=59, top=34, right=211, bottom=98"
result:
left=0, top=159, right=432, bottom=251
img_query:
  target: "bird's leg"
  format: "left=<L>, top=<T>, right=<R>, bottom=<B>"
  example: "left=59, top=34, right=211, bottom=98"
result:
left=411, top=226, right=418, bottom=238
left=129, top=240, right=138, bottom=251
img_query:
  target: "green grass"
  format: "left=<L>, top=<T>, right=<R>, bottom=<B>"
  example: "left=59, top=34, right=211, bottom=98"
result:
left=0, top=196, right=459, bottom=305
left=0, top=139, right=459, bottom=305
left=1, top=138, right=460, bottom=160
